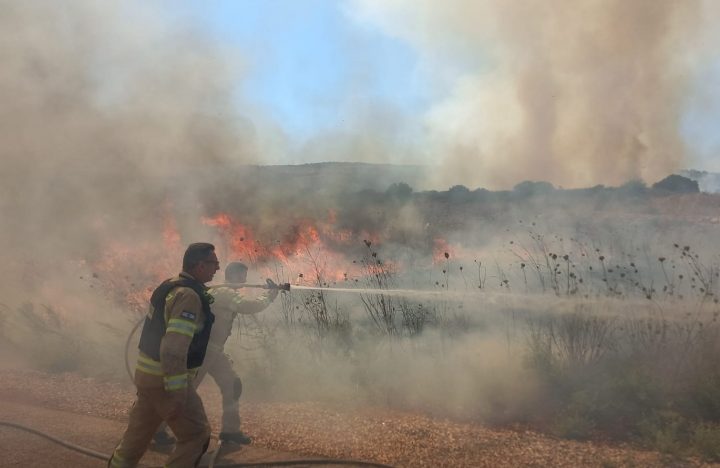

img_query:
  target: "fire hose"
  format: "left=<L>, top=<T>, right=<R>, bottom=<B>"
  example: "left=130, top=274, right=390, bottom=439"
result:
left=93, top=281, right=391, bottom=467
left=0, top=281, right=396, bottom=466
left=0, top=420, right=395, bottom=467
left=5, top=304, right=394, bottom=468
left=4, top=280, right=420, bottom=466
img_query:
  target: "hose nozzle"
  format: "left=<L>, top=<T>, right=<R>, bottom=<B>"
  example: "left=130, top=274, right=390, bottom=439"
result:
left=265, top=279, right=291, bottom=291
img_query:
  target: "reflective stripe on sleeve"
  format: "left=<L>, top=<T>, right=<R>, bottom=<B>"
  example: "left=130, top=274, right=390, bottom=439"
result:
left=163, top=373, right=188, bottom=391
left=135, top=355, right=163, bottom=376
left=166, top=318, right=196, bottom=337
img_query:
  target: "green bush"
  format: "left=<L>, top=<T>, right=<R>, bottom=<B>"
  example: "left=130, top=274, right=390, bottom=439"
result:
left=638, top=410, right=690, bottom=456
left=523, top=307, right=720, bottom=464
left=692, top=423, right=720, bottom=461
left=554, top=408, right=595, bottom=440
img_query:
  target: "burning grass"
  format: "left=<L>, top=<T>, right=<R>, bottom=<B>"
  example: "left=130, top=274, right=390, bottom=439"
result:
left=3, top=191, right=720, bottom=463
left=206, top=225, right=720, bottom=462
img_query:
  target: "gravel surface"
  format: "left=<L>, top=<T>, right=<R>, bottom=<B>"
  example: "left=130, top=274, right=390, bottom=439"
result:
left=0, top=369, right=714, bottom=467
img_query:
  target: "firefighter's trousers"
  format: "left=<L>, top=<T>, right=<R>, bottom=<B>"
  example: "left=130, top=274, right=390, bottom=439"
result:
left=109, top=386, right=210, bottom=468
left=196, top=350, right=242, bottom=433
left=158, top=350, right=242, bottom=436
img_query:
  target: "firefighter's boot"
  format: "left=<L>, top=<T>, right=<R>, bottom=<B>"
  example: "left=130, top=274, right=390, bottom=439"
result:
left=219, top=431, right=252, bottom=445
left=151, top=428, right=176, bottom=452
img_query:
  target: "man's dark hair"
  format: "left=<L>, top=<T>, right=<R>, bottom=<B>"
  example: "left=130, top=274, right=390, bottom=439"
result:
left=225, top=262, right=248, bottom=282
left=182, top=243, right=216, bottom=271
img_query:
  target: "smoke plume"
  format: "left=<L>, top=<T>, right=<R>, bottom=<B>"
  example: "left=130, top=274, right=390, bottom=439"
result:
left=0, top=1, right=260, bottom=302
left=350, top=0, right=716, bottom=189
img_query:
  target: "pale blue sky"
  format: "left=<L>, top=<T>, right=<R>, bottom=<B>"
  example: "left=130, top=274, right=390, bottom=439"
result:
left=176, top=1, right=718, bottom=172
left=681, top=60, right=720, bottom=171
left=184, top=0, right=430, bottom=139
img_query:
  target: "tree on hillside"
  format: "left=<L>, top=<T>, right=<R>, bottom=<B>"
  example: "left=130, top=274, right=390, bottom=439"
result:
left=652, top=174, right=699, bottom=193
left=513, top=180, right=555, bottom=197
left=617, top=179, right=647, bottom=196
left=448, top=185, right=473, bottom=202
left=385, top=182, right=413, bottom=201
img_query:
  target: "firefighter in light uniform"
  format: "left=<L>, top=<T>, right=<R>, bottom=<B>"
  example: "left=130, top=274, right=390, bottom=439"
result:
left=153, top=261, right=278, bottom=447
left=109, top=243, right=220, bottom=468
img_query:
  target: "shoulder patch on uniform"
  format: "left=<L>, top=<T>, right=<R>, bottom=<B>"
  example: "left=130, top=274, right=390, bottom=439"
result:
left=180, top=310, right=197, bottom=321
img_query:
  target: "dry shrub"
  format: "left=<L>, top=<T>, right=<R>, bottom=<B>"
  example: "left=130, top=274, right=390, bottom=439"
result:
left=524, top=303, right=720, bottom=459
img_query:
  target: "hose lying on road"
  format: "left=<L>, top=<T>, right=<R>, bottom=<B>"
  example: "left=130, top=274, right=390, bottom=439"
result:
left=0, top=420, right=395, bottom=468
left=0, top=420, right=108, bottom=461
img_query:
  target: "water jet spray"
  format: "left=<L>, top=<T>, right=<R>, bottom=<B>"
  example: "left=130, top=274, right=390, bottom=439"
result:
left=211, top=282, right=291, bottom=291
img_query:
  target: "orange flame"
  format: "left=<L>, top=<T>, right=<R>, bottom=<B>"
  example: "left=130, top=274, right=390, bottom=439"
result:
left=91, top=206, right=455, bottom=315
left=203, top=212, right=370, bottom=284
left=432, top=238, right=457, bottom=264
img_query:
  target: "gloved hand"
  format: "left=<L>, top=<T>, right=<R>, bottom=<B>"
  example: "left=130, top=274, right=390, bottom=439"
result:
left=265, top=278, right=279, bottom=301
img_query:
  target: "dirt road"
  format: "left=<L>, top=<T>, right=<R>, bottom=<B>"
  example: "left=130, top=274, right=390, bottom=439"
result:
left=0, top=370, right=713, bottom=467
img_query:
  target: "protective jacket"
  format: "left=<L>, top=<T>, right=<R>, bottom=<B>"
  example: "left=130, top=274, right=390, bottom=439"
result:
left=138, top=276, right=215, bottom=369
left=205, top=286, right=273, bottom=351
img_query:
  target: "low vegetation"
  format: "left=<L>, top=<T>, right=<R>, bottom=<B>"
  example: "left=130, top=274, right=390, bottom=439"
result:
left=3, top=178, right=719, bottom=462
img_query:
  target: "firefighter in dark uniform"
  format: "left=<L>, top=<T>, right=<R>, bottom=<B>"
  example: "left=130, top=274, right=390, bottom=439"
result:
left=153, top=262, right=278, bottom=447
left=109, top=243, right=220, bottom=468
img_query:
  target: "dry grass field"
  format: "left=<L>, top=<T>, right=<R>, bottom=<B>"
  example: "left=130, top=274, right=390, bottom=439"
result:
left=2, top=174, right=719, bottom=466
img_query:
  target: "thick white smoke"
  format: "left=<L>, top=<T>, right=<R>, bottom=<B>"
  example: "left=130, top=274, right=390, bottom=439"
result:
left=0, top=1, right=277, bottom=378
left=0, top=1, right=262, bottom=310
left=349, top=0, right=719, bottom=189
